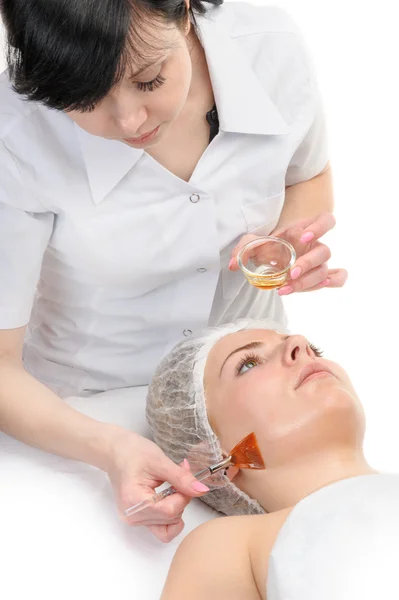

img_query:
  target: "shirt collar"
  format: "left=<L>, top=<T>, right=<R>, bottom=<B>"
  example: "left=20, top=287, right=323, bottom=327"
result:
left=77, top=11, right=289, bottom=205
left=196, top=12, right=290, bottom=137
left=75, top=125, right=142, bottom=205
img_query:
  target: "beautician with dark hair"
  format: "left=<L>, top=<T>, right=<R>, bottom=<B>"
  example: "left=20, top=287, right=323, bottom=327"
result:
left=0, top=0, right=346, bottom=542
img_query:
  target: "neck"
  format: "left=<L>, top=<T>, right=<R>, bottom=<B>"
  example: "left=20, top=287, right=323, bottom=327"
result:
left=237, top=447, right=378, bottom=513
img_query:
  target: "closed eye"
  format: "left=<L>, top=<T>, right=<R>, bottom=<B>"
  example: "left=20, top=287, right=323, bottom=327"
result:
left=136, top=74, right=166, bottom=92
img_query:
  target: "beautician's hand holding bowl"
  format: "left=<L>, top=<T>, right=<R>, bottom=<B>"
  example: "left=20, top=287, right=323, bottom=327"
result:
left=229, top=212, right=348, bottom=294
left=106, top=429, right=209, bottom=543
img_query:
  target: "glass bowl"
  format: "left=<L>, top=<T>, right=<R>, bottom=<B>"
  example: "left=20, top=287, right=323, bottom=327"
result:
left=237, top=236, right=296, bottom=289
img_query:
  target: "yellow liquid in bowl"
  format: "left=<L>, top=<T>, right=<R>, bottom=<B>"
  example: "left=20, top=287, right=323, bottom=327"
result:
left=244, top=268, right=288, bottom=290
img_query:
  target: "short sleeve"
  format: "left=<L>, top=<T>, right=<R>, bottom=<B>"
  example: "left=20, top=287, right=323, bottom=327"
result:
left=285, top=36, right=330, bottom=187
left=0, top=141, right=54, bottom=329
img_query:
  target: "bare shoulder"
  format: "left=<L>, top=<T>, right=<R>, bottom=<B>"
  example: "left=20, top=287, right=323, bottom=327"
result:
left=161, top=515, right=262, bottom=600
left=161, top=509, right=293, bottom=600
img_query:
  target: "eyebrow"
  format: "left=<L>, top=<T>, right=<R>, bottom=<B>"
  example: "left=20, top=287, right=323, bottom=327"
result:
left=129, top=55, right=166, bottom=79
left=129, top=63, right=156, bottom=78
left=219, top=341, right=265, bottom=378
left=129, top=63, right=155, bottom=79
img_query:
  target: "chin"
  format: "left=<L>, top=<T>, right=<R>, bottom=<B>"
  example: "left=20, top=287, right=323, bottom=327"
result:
left=320, top=385, right=366, bottom=435
left=142, top=135, right=163, bottom=149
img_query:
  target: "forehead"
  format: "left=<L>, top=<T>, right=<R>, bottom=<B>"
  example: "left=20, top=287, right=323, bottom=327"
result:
left=204, top=328, right=284, bottom=381
left=212, top=328, right=283, bottom=356
left=125, top=17, right=181, bottom=76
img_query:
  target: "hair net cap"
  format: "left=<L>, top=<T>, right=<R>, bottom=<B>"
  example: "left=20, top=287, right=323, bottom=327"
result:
left=146, top=318, right=289, bottom=516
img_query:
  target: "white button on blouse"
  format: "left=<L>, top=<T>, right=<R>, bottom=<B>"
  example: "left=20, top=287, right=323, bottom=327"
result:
left=0, top=3, right=329, bottom=396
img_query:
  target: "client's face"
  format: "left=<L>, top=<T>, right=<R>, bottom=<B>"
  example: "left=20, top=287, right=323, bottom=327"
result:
left=204, top=329, right=365, bottom=467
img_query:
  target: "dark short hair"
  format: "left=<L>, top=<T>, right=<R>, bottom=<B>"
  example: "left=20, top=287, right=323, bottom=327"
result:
left=0, top=0, right=223, bottom=112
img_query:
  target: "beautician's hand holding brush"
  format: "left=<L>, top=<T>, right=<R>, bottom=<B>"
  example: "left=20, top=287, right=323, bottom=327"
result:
left=124, top=433, right=265, bottom=517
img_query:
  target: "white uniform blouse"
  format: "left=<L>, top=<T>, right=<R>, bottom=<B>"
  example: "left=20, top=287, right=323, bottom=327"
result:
left=0, top=3, right=329, bottom=397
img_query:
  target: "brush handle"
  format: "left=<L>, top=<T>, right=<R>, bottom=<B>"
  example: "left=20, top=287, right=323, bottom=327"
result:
left=124, top=467, right=211, bottom=518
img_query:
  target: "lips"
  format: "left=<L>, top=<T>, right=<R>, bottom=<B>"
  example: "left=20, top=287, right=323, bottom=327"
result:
left=295, top=362, right=335, bottom=389
left=125, top=125, right=159, bottom=144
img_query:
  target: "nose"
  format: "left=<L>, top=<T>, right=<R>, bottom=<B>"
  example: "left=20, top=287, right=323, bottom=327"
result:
left=283, top=335, right=314, bottom=366
left=114, top=98, right=147, bottom=137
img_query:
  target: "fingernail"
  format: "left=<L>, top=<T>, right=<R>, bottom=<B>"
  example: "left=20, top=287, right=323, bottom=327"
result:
left=228, top=258, right=235, bottom=270
left=278, top=286, right=293, bottom=296
left=300, top=232, right=314, bottom=243
left=290, top=267, right=302, bottom=280
left=183, top=459, right=191, bottom=472
left=191, top=481, right=210, bottom=493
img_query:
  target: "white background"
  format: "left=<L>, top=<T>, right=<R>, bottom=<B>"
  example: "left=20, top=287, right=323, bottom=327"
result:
left=1, top=1, right=399, bottom=598
left=1, top=0, right=398, bottom=495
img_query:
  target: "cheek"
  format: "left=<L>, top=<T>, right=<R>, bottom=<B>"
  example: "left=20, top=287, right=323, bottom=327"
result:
left=151, top=88, right=185, bottom=121
left=206, top=392, right=247, bottom=454
left=68, top=111, right=109, bottom=137
left=159, top=50, right=192, bottom=117
left=210, top=374, right=284, bottom=450
left=264, top=383, right=366, bottom=464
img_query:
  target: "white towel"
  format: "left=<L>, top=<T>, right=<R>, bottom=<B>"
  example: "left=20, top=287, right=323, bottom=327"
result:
left=267, top=473, right=399, bottom=599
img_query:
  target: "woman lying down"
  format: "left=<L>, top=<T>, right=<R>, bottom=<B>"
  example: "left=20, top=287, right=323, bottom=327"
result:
left=146, top=319, right=399, bottom=600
